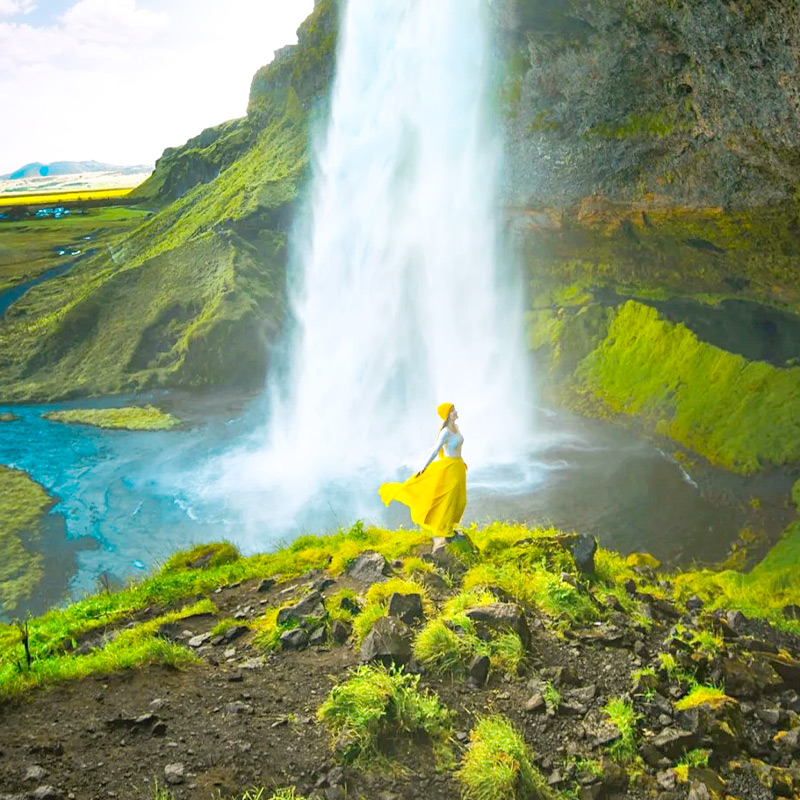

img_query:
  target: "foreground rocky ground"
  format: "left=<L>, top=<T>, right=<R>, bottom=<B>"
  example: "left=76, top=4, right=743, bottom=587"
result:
left=1, top=530, right=800, bottom=800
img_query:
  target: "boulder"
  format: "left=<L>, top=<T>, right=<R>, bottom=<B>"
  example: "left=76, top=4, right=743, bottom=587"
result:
left=164, top=763, right=185, bottom=785
left=280, top=628, right=309, bottom=650
left=360, top=616, right=412, bottom=666
left=425, top=530, right=478, bottom=575
left=277, top=590, right=325, bottom=625
left=650, top=727, right=701, bottom=758
left=420, top=570, right=449, bottom=593
left=387, top=592, right=424, bottom=625
left=330, top=619, right=352, bottom=644
left=257, top=578, right=275, bottom=593
left=467, top=654, right=490, bottom=689
left=346, top=551, right=390, bottom=585
left=556, top=532, right=598, bottom=573
left=766, top=654, right=800, bottom=690
left=465, top=603, right=531, bottom=650
left=773, top=727, right=800, bottom=754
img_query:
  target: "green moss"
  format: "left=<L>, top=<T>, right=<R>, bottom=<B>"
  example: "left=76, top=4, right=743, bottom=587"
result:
left=0, top=466, right=55, bottom=612
left=674, top=685, right=730, bottom=710
left=43, top=405, right=180, bottom=431
left=575, top=301, right=800, bottom=472
left=0, top=412, right=20, bottom=422
left=456, top=716, right=554, bottom=800
left=586, top=107, right=687, bottom=139
left=316, top=663, right=453, bottom=768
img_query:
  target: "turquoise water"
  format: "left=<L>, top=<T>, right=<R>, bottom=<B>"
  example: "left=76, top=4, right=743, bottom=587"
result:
left=0, top=391, right=793, bottom=621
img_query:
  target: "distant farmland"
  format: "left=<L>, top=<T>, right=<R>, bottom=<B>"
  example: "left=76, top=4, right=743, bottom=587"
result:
left=0, top=187, right=134, bottom=208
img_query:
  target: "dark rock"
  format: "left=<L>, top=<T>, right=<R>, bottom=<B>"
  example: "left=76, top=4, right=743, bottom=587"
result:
left=420, top=571, right=449, bottom=593
left=330, top=619, right=352, bottom=644
left=524, top=692, right=545, bottom=712
left=24, top=766, right=46, bottom=782
left=756, top=706, right=781, bottom=726
left=280, top=628, right=309, bottom=650
left=164, top=763, right=185, bottom=785
left=257, top=578, right=275, bottom=593
left=726, top=609, right=749, bottom=634
left=387, top=593, right=424, bottom=625
left=277, top=590, right=325, bottom=625
left=465, top=603, right=531, bottom=650
left=346, top=551, right=390, bottom=584
left=686, top=596, right=704, bottom=613
left=578, top=784, right=605, bottom=800
left=624, top=579, right=637, bottom=596
left=309, top=626, right=328, bottom=646
left=766, top=654, right=800, bottom=690
left=360, top=616, right=412, bottom=666
left=782, top=604, right=800, bottom=620
left=650, top=598, right=681, bottom=621
left=651, top=727, right=701, bottom=758
left=426, top=531, right=478, bottom=575
left=339, top=596, right=361, bottom=615
left=576, top=622, right=624, bottom=646
left=555, top=532, right=597, bottom=573
left=467, top=655, right=490, bottom=689
left=640, top=742, right=670, bottom=769
left=312, top=576, right=335, bottom=592
left=739, top=636, right=778, bottom=654
left=721, top=655, right=784, bottom=697
left=224, top=701, right=254, bottom=714
left=773, top=727, right=800, bottom=753
left=568, top=685, right=597, bottom=704
left=221, top=624, right=249, bottom=644
left=31, top=789, right=62, bottom=800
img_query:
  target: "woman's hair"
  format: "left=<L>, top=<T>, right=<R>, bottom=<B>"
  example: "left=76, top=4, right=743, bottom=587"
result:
left=440, top=408, right=453, bottom=431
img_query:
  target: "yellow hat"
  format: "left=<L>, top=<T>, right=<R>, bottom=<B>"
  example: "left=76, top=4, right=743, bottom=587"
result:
left=437, top=402, right=454, bottom=420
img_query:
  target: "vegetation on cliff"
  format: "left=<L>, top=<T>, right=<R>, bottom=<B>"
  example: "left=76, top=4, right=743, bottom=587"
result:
left=0, top=466, right=55, bottom=613
left=1, top=513, right=800, bottom=798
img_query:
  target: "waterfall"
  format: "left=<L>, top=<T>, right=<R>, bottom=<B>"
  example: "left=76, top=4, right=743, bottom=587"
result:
left=206, top=0, right=534, bottom=534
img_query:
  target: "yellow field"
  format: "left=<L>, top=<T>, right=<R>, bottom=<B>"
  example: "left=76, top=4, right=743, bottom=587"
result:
left=0, top=187, right=134, bottom=207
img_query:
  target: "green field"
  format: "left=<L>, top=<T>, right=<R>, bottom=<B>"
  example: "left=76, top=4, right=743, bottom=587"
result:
left=0, top=207, right=150, bottom=293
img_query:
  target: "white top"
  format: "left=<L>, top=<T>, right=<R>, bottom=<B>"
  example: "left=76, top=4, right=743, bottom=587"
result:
left=422, top=426, right=464, bottom=470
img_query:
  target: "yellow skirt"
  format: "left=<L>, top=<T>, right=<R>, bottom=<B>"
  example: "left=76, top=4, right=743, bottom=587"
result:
left=379, top=456, right=466, bottom=536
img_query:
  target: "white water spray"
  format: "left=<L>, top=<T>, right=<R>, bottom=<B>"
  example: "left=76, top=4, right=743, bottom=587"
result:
left=204, top=0, right=534, bottom=535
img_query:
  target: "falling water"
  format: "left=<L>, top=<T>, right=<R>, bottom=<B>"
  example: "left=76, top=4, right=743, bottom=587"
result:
left=204, top=0, right=534, bottom=535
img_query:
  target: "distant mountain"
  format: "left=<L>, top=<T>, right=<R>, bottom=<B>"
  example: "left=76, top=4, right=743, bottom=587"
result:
left=2, top=161, right=152, bottom=179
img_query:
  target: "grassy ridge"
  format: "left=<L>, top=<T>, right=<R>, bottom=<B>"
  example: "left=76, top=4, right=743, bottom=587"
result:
left=0, top=466, right=55, bottom=613
left=574, top=301, right=800, bottom=473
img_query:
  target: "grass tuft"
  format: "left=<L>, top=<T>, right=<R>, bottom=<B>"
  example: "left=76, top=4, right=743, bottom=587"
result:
left=456, top=715, right=554, bottom=800
left=316, top=664, right=453, bottom=767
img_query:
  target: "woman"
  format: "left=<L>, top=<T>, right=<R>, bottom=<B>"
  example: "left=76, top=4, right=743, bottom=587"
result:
left=379, top=402, right=467, bottom=536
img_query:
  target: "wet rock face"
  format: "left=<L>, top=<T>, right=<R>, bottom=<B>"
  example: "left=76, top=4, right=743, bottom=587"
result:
left=504, top=0, right=800, bottom=206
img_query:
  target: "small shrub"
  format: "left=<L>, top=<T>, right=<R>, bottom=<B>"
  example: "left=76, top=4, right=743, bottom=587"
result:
left=674, top=684, right=728, bottom=710
left=603, top=698, right=639, bottom=763
left=316, top=664, right=453, bottom=767
left=456, top=715, right=554, bottom=800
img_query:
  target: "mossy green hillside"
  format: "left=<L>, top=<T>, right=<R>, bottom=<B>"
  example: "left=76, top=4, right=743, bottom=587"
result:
left=0, top=466, right=55, bottom=614
left=572, top=301, right=800, bottom=473
left=0, top=2, right=339, bottom=401
left=43, top=405, right=180, bottom=431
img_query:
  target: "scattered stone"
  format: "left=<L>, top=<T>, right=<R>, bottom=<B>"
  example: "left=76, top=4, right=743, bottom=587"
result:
left=568, top=685, right=597, bottom=705
left=360, top=616, right=412, bottom=666
left=346, top=551, right=390, bottom=585
left=650, top=598, right=681, bottom=621
left=725, top=609, right=749, bottom=634
left=624, top=579, right=637, bottom=595
left=721, top=655, right=784, bottom=697
left=687, top=768, right=726, bottom=794
left=164, top=763, right=185, bottom=785
left=311, top=576, right=335, bottom=592
left=419, top=571, right=449, bottom=593
left=782, top=604, right=800, bottom=620
left=338, top=596, right=361, bottom=615
left=387, top=592, right=424, bottom=625
left=32, top=788, right=62, bottom=800
left=651, top=727, right=701, bottom=758
left=524, top=692, right=545, bottom=712
left=766, top=654, right=800, bottom=690
left=330, top=619, right=352, bottom=644
left=25, top=766, right=47, bottom=782
left=187, top=632, right=212, bottom=648
left=466, top=655, right=490, bottom=689
left=686, top=596, right=704, bottom=613
left=256, top=578, right=275, bottom=593
left=277, top=590, right=325, bottom=625
left=426, top=531, right=478, bottom=575
left=239, top=656, right=265, bottom=670
left=556, top=532, right=597, bottom=573
left=455, top=731, right=469, bottom=743
left=309, top=626, right=328, bottom=646
left=756, top=705, right=781, bottom=725
left=773, top=727, right=800, bottom=753
left=465, top=603, right=531, bottom=650
left=656, top=770, right=677, bottom=790
left=280, top=628, right=309, bottom=650
left=224, top=701, right=254, bottom=715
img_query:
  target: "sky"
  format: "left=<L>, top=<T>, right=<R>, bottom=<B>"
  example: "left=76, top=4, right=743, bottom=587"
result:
left=0, top=0, right=315, bottom=174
